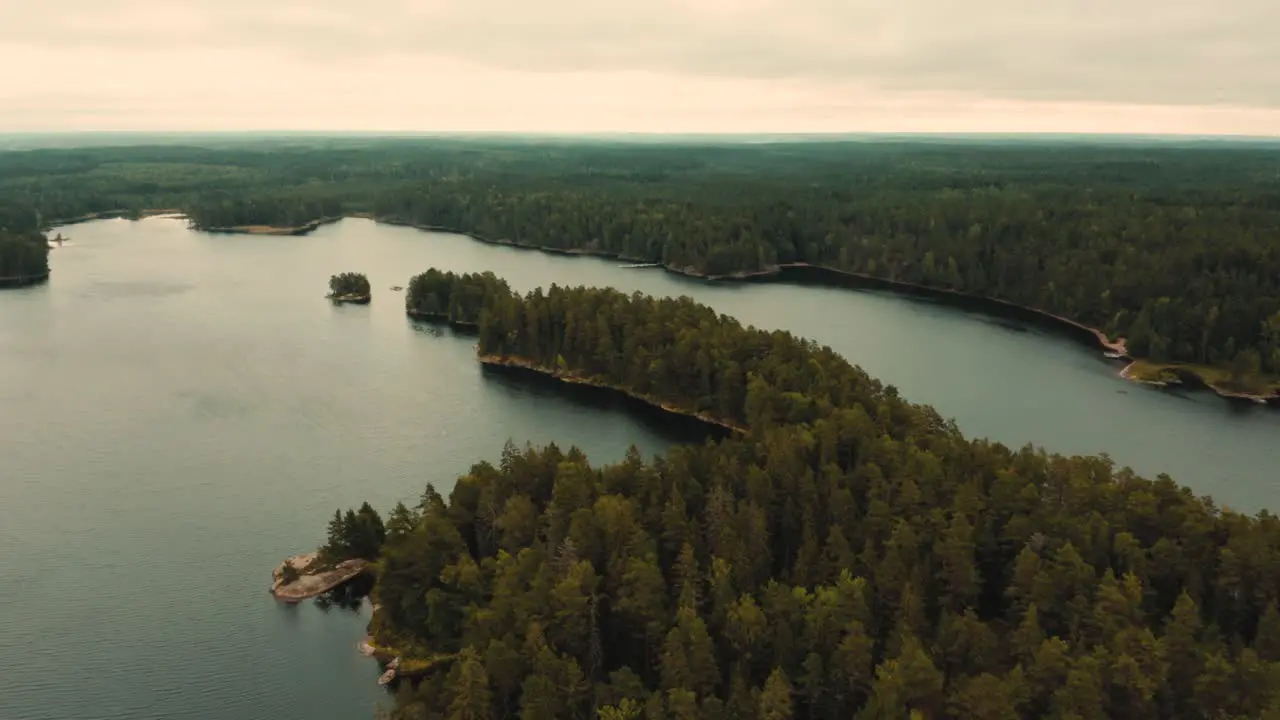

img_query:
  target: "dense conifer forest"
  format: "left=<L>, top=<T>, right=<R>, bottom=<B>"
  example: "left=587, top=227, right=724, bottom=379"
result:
left=307, top=270, right=1280, bottom=719
left=3, top=138, right=1280, bottom=382
left=0, top=231, right=48, bottom=280
left=0, top=201, right=49, bottom=281
left=406, top=269, right=511, bottom=326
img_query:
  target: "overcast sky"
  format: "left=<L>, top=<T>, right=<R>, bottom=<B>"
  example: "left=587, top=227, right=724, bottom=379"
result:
left=3, top=0, right=1277, bottom=134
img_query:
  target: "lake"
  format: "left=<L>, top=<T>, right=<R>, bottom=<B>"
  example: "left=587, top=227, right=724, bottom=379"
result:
left=2, top=216, right=1277, bottom=720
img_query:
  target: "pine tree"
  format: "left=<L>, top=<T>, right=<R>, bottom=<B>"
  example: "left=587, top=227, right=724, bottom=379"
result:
left=757, top=668, right=794, bottom=720
left=447, top=648, right=494, bottom=720
left=674, top=542, right=701, bottom=611
left=323, top=509, right=348, bottom=561
left=1255, top=604, right=1280, bottom=662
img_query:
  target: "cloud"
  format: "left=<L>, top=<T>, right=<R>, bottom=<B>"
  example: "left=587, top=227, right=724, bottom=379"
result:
left=2, top=0, right=1278, bottom=132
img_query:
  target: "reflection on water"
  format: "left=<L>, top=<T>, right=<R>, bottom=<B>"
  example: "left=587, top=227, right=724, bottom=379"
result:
left=314, top=573, right=376, bottom=613
left=81, top=279, right=194, bottom=299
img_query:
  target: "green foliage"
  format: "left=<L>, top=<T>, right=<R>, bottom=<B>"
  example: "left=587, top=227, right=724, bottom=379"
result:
left=320, top=502, right=385, bottom=563
left=459, top=276, right=900, bottom=431
left=5, top=140, right=1280, bottom=376
left=758, top=667, right=794, bottom=720
left=447, top=648, right=494, bottom=720
left=329, top=272, right=371, bottom=298
left=328, top=271, right=1280, bottom=719
left=0, top=231, right=48, bottom=279
left=405, top=269, right=509, bottom=325
left=596, top=698, right=642, bottom=720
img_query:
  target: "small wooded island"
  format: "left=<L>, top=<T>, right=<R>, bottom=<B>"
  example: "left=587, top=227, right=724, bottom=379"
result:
left=328, top=272, right=372, bottom=304
left=288, top=268, right=1280, bottom=720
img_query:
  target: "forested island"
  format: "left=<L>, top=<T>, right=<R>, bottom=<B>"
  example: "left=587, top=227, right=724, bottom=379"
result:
left=3, top=138, right=1278, bottom=401
left=292, top=269, right=1280, bottom=719
left=329, top=272, right=372, bottom=304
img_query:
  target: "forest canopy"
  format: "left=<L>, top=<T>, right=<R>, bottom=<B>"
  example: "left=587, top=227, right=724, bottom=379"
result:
left=0, top=231, right=48, bottom=280
left=3, top=139, right=1279, bottom=378
left=406, top=269, right=511, bottom=326
left=316, top=270, right=1280, bottom=720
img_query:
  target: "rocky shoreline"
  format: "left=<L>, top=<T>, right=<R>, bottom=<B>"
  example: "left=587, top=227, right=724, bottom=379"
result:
left=269, top=552, right=370, bottom=603
left=270, top=554, right=413, bottom=686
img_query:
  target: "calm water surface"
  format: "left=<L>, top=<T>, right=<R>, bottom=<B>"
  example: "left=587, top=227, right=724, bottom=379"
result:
left=2, top=217, right=1278, bottom=720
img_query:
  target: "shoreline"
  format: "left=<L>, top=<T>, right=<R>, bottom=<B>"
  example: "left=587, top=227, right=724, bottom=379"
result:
left=753, top=263, right=1278, bottom=406
left=405, top=308, right=479, bottom=330
left=369, top=216, right=651, bottom=263
left=0, top=270, right=50, bottom=289
left=366, top=217, right=1137, bottom=363
left=329, top=293, right=371, bottom=305
left=112, top=212, right=1279, bottom=409
left=1119, top=359, right=1279, bottom=407
left=203, top=216, right=342, bottom=236
left=269, top=552, right=370, bottom=603
left=741, top=262, right=1131, bottom=355
left=476, top=354, right=747, bottom=435
left=271, top=554, right=417, bottom=686
left=45, top=208, right=184, bottom=229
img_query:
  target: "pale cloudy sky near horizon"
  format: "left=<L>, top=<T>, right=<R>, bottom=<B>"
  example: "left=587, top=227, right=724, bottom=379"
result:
left=2, top=0, right=1278, bottom=135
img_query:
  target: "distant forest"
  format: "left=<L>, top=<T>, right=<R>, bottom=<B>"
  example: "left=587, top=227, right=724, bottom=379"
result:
left=316, top=271, right=1280, bottom=719
left=2, top=138, right=1279, bottom=379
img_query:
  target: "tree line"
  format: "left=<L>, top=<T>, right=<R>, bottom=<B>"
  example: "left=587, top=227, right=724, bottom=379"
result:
left=4, top=140, right=1279, bottom=378
left=315, top=270, right=1280, bottom=719
left=406, top=269, right=511, bottom=326
left=320, top=502, right=386, bottom=564
left=0, top=231, right=48, bottom=279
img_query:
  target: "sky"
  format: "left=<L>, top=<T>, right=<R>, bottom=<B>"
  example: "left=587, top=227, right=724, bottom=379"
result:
left=3, top=0, right=1278, bottom=135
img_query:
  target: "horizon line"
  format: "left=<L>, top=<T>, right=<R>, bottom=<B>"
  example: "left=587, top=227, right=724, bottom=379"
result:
left=3, top=130, right=1280, bottom=150
left=4, top=129, right=1279, bottom=138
